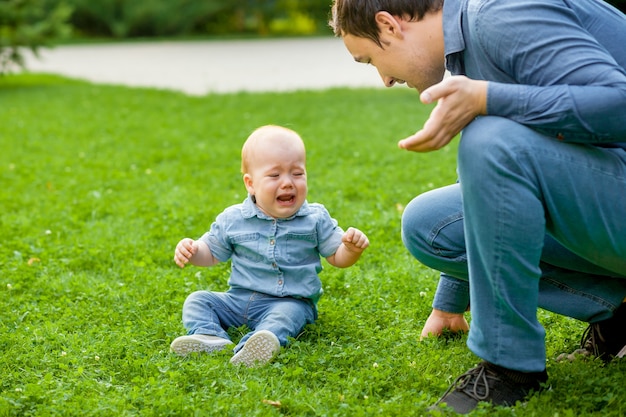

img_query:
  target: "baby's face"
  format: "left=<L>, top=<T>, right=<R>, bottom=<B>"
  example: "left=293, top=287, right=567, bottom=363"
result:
left=244, top=139, right=307, bottom=219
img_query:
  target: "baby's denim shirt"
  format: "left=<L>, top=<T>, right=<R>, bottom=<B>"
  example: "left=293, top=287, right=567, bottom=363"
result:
left=200, top=196, right=344, bottom=302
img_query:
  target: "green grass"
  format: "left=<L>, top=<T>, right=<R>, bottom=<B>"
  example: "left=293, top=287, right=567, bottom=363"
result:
left=1, top=74, right=624, bottom=416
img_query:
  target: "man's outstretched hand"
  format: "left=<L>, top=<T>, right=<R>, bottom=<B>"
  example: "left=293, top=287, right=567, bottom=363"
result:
left=398, top=76, right=488, bottom=152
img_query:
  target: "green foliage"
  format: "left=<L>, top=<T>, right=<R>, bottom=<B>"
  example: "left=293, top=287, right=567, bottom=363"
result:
left=12, top=0, right=625, bottom=41
left=63, top=0, right=331, bottom=39
left=0, top=0, right=72, bottom=74
left=263, top=0, right=329, bottom=36
left=267, top=12, right=315, bottom=36
left=1, top=74, right=625, bottom=416
left=68, top=0, right=229, bottom=38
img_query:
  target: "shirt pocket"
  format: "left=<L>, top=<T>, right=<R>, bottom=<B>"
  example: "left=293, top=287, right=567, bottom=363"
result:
left=284, top=232, right=319, bottom=265
left=231, top=232, right=264, bottom=263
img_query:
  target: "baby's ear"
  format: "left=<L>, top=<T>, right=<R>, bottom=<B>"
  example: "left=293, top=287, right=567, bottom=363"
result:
left=243, top=173, right=255, bottom=194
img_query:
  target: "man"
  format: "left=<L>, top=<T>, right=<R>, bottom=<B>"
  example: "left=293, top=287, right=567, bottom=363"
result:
left=330, top=0, right=626, bottom=413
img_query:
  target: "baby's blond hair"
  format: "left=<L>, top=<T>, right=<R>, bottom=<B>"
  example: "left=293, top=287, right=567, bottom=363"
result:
left=241, top=125, right=306, bottom=174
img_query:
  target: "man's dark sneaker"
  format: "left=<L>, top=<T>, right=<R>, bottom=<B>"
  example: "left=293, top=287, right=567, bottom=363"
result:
left=432, top=362, right=548, bottom=414
left=579, top=302, right=626, bottom=362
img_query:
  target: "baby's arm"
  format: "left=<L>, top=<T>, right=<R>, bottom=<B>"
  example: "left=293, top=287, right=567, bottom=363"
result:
left=326, top=227, right=369, bottom=268
left=173, top=238, right=219, bottom=268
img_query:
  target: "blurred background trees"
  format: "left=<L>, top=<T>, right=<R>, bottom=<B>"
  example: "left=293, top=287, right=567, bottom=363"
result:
left=0, top=0, right=330, bottom=73
left=67, top=0, right=322, bottom=39
left=0, top=0, right=72, bottom=72
left=2, top=0, right=626, bottom=73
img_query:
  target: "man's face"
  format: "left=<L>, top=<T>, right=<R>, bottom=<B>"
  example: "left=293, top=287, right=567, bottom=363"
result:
left=341, top=11, right=445, bottom=93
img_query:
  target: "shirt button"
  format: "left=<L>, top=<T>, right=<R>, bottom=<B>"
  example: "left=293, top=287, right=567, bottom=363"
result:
left=278, top=280, right=283, bottom=285
left=272, top=262, right=277, bottom=268
left=270, top=239, right=275, bottom=245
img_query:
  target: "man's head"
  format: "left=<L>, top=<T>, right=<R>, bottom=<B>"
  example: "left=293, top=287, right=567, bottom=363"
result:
left=329, top=0, right=443, bottom=46
left=329, top=0, right=446, bottom=92
left=241, top=125, right=307, bottom=219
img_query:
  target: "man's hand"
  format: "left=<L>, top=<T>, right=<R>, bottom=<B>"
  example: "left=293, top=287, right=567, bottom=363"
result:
left=398, top=76, right=488, bottom=152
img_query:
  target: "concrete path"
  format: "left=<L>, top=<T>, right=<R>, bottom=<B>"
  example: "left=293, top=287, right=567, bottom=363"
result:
left=22, top=37, right=384, bottom=95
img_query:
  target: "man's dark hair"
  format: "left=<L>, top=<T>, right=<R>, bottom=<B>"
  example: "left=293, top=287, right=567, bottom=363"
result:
left=329, top=0, right=444, bottom=46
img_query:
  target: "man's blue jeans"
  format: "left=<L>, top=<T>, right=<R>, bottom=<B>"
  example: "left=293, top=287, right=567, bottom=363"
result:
left=182, top=288, right=316, bottom=353
left=402, top=116, right=626, bottom=372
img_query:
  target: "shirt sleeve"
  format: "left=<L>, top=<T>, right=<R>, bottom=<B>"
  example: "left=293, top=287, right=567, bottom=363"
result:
left=310, top=203, right=344, bottom=258
left=199, top=211, right=233, bottom=263
left=475, top=0, right=626, bottom=142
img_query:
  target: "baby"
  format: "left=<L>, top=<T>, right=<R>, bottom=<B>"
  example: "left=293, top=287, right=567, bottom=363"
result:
left=170, top=125, right=369, bottom=366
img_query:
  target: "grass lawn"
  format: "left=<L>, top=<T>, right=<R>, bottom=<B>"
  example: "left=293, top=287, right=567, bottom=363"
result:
left=0, top=74, right=624, bottom=416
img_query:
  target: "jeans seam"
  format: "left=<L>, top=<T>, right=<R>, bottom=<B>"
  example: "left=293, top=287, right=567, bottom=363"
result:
left=429, top=212, right=465, bottom=257
left=542, top=276, right=620, bottom=311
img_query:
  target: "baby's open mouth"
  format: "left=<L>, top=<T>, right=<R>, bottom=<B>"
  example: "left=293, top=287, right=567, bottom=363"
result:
left=277, top=194, right=295, bottom=204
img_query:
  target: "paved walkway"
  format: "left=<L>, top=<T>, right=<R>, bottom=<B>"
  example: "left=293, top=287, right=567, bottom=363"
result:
left=22, top=37, right=384, bottom=95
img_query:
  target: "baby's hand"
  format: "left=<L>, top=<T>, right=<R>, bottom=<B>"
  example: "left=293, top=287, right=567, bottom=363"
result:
left=174, top=238, right=198, bottom=268
left=342, top=227, right=370, bottom=252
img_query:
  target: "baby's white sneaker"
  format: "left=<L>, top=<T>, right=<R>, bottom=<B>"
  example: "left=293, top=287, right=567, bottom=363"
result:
left=229, top=330, right=280, bottom=367
left=170, top=334, right=231, bottom=356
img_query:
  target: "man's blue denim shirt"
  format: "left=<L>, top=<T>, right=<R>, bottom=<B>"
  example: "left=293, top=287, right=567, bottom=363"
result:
left=200, top=196, right=344, bottom=302
left=434, top=0, right=626, bottom=314
left=443, top=0, right=626, bottom=147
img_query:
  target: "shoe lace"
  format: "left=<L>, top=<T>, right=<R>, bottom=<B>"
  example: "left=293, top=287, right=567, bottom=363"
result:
left=438, top=363, right=498, bottom=403
left=580, top=323, right=604, bottom=356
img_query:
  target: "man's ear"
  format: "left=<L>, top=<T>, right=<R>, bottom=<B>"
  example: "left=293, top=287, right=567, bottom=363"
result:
left=375, top=11, right=403, bottom=39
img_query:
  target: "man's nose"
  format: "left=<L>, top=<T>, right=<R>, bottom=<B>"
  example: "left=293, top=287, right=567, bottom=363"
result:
left=380, top=74, right=396, bottom=87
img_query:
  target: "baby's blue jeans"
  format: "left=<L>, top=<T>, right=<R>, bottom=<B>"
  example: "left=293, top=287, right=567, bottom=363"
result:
left=182, top=288, right=315, bottom=353
left=402, top=116, right=626, bottom=372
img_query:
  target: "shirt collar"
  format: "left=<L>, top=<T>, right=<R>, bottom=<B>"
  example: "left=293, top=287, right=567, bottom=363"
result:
left=241, top=195, right=311, bottom=220
left=443, top=0, right=467, bottom=71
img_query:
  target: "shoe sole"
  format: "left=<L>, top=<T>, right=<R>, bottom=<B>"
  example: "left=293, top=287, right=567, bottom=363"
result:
left=170, top=337, right=230, bottom=356
left=230, top=330, right=280, bottom=367
left=617, top=344, right=626, bottom=359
